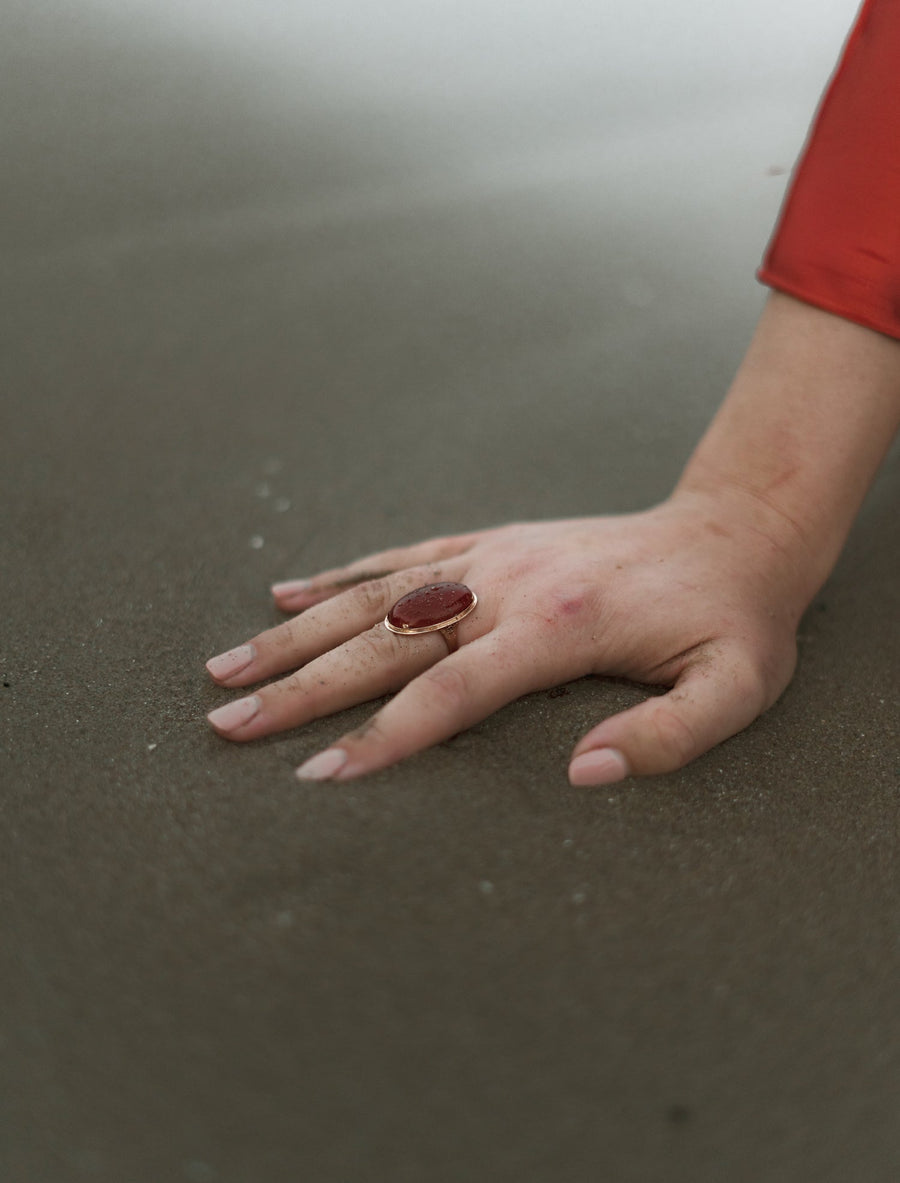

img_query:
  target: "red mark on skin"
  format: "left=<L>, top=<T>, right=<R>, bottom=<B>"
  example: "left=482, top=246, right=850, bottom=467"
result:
left=763, top=464, right=800, bottom=496
left=555, top=596, right=586, bottom=617
left=705, top=520, right=730, bottom=539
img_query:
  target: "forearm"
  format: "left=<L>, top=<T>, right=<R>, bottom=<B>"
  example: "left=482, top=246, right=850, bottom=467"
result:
left=675, top=291, right=900, bottom=606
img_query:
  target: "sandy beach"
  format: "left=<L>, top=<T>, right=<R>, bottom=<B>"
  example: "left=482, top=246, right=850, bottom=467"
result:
left=3, top=1, right=899, bottom=1179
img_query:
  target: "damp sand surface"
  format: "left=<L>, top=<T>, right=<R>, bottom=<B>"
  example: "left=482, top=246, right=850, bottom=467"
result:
left=3, top=2, right=898, bottom=1181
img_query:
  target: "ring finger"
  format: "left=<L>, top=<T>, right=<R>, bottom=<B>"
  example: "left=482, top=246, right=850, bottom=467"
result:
left=206, top=563, right=466, bottom=689
left=207, top=621, right=459, bottom=742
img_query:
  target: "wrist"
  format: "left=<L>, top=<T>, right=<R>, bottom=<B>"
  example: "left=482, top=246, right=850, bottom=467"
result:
left=673, top=292, right=900, bottom=606
left=668, top=477, right=835, bottom=613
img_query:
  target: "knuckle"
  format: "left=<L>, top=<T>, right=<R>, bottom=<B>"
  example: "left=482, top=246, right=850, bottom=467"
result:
left=346, top=713, right=386, bottom=745
left=723, top=639, right=790, bottom=716
left=271, top=669, right=317, bottom=708
left=352, top=577, right=392, bottom=614
left=278, top=668, right=306, bottom=694
left=269, top=616, right=304, bottom=652
left=734, top=663, right=771, bottom=715
left=750, top=640, right=796, bottom=703
left=648, top=704, right=700, bottom=768
left=421, top=662, right=472, bottom=713
left=354, top=626, right=393, bottom=669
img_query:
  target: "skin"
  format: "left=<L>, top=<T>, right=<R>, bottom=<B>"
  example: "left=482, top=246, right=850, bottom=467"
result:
left=206, top=292, right=900, bottom=784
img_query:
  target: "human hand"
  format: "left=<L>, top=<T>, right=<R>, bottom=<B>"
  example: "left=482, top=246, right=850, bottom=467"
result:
left=205, top=493, right=805, bottom=785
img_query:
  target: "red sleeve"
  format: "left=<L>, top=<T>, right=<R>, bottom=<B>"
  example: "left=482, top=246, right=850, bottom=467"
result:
left=758, top=0, right=900, bottom=340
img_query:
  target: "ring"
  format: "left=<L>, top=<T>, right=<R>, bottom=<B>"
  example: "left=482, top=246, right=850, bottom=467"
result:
left=384, top=582, right=477, bottom=655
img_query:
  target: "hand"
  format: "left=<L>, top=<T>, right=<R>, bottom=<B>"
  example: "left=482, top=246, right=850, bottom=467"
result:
left=204, top=491, right=805, bottom=785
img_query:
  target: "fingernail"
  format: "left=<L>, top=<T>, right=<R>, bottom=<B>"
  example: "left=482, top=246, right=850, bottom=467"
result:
left=272, top=579, right=311, bottom=597
left=295, top=748, right=348, bottom=781
left=568, top=748, right=629, bottom=787
left=206, top=644, right=255, bottom=680
left=207, top=695, right=261, bottom=732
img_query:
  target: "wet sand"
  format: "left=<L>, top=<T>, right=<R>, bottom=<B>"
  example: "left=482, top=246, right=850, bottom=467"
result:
left=3, top=2, right=899, bottom=1180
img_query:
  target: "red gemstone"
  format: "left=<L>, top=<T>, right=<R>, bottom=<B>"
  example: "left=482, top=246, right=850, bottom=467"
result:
left=387, top=582, right=475, bottom=630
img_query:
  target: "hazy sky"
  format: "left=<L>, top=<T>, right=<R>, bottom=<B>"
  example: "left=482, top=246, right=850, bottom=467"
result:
left=70, top=0, right=861, bottom=107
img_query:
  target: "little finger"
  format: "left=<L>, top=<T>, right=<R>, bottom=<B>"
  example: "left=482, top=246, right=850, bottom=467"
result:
left=272, top=532, right=480, bottom=612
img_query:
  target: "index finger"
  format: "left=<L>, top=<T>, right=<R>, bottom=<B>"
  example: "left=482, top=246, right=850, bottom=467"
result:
left=293, top=622, right=561, bottom=781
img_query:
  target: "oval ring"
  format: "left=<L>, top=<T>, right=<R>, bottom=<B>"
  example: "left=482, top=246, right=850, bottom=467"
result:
left=384, top=582, right=477, bottom=654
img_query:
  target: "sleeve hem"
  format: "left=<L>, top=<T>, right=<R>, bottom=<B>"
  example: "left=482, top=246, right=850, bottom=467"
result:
left=757, top=266, right=900, bottom=342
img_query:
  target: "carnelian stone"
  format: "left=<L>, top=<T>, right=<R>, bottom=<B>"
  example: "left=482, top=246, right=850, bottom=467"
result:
left=387, top=582, right=474, bottom=630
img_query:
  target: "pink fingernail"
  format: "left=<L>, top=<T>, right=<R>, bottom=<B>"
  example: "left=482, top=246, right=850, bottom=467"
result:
left=295, top=748, right=348, bottom=781
left=272, top=579, right=311, bottom=597
left=206, top=644, right=255, bottom=680
left=207, top=695, right=261, bottom=733
left=568, top=748, right=629, bottom=787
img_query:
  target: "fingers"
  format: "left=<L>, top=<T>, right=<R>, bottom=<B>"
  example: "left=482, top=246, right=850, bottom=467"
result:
left=207, top=623, right=455, bottom=742
left=293, top=624, right=552, bottom=781
left=271, top=533, right=479, bottom=613
left=568, top=647, right=772, bottom=786
left=206, top=563, right=468, bottom=688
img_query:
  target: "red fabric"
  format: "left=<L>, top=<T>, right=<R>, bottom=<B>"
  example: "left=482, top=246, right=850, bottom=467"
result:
left=758, top=0, right=900, bottom=339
